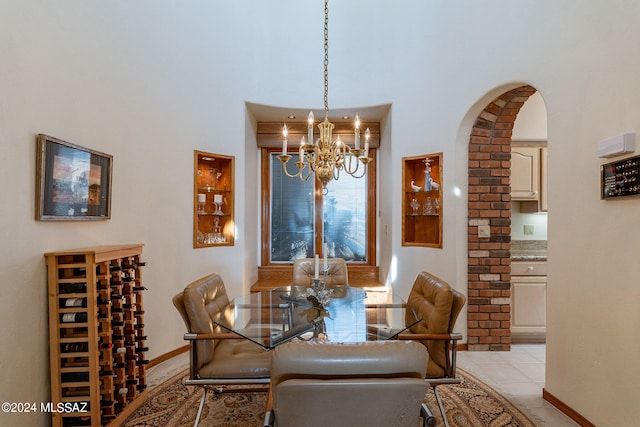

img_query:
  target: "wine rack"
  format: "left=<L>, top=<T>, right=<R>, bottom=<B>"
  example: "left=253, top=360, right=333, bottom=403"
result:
left=46, top=244, right=148, bottom=427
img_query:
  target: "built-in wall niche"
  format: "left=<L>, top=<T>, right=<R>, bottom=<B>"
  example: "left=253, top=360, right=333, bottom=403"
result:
left=193, top=150, right=234, bottom=248
left=402, top=153, right=443, bottom=248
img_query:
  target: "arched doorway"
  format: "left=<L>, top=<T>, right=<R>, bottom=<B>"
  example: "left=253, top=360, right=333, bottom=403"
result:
left=467, top=85, right=538, bottom=351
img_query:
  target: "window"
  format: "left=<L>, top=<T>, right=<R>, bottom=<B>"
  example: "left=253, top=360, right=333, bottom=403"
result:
left=262, top=148, right=376, bottom=266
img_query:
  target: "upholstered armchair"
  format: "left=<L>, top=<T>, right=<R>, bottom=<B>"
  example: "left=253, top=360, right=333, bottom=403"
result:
left=172, top=273, right=271, bottom=426
left=263, top=341, right=433, bottom=427
left=401, top=272, right=466, bottom=427
left=292, top=257, right=348, bottom=298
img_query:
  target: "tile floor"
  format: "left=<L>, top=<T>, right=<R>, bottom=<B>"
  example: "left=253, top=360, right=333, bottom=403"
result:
left=457, top=344, right=579, bottom=426
left=146, top=344, right=580, bottom=426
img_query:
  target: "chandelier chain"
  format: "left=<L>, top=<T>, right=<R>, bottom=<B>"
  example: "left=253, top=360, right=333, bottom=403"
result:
left=323, top=0, right=329, bottom=120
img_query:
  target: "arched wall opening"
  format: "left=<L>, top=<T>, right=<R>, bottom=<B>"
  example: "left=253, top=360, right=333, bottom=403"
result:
left=467, top=84, right=538, bottom=351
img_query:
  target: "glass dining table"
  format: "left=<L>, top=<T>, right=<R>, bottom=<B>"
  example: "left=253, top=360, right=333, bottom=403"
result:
left=212, top=285, right=421, bottom=350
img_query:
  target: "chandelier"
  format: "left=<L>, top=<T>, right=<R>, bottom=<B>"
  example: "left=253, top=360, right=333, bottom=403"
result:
left=278, top=0, right=372, bottom=192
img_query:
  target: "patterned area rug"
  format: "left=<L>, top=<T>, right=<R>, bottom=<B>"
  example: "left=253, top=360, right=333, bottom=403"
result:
left=125, top=368, right=535, bottom=426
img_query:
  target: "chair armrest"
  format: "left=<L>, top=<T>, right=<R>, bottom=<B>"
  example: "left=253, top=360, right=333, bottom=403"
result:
left=396, top=332, right=462, bottom=341
left=183, top=332, right=246, bottom=340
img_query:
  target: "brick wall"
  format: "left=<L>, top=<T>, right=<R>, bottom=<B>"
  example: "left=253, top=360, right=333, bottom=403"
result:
left=467, top=85, right=537, bottom=351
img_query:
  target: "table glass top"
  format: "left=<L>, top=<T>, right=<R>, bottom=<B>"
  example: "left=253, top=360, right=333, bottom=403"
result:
left=212, top=286, right=420, bottom=350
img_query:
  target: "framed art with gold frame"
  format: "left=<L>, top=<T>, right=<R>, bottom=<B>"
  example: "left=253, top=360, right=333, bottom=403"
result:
left=36, top=134, right=112, bottom=220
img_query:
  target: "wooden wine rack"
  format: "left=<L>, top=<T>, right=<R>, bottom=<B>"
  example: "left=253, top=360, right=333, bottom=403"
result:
left=46, top=244, right=148, bottom=427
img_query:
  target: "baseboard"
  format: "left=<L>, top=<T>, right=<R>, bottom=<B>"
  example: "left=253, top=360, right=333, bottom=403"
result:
left=542, top=388, right=595, bottom=427
left=148, top=345, right=188, bottom=369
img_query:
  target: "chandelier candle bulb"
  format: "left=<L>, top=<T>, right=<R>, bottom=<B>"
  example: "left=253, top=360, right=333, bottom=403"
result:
left=355, top=113, right=361, bottom=150
left=214, top=194, right=223, bottom=204
left=308, top=111, right=314, bottom=144
left=282, top=124, right=288, bottom=153
left=314, top=254, right=320, bottom=279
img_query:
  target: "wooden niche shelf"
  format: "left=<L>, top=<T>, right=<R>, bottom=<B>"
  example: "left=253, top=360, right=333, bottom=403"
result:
left=402, top=153, right=443, bottom=248
left=194, top=150, right=234, bottom=248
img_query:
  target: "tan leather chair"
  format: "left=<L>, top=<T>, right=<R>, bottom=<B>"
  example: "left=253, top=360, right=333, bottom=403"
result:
left=292, top=257, right=348, bottom=286
left=292, top=257, right=348, bottom=298
left=401, top=272, right=466, bottom=427
left=172, top=273, right=271, bottom=426
left=263, top=341, right=433, bottom=427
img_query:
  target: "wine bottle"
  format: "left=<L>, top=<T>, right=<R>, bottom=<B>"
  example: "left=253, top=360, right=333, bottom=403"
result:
left=59, top=283, right=87, bottom=294
left=99, top=369, right=115, bottom=377
left=60, top=313, right=88, bottom=323
left=99, top=342, right=113, bottom=349
left=116, top=387, right=129, bottom=395
left=61, top=342, right=89, bottom=353
left=134, top=335, right=148, bottom=341
left=136, top=384, right=148, bottom=391
left=135, top=347, right=149, bottom=353
left=135, top=359, right=149, bottom=365
left=61, top=372, right=89, bottom=382
left=114, top=347, right=126, bottom=354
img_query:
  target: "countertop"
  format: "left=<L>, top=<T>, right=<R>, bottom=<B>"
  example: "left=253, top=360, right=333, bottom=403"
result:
left=511, top=240, right=547, bottom=261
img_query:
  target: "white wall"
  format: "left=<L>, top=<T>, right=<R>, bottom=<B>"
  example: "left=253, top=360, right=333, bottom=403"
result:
left=1, top=1, right=639, bottom=426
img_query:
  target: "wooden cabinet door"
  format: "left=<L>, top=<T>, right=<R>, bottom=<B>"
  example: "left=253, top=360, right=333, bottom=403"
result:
left=511, top=147, right=540, bottom=200
left=511, top=275, right=546, bottom=341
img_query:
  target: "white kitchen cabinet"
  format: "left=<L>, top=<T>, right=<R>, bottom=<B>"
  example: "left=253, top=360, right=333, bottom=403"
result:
left=511, top=261, right=546, bottom=342
left=511, top=147, right=539, bottom=200
left=512, top=143, right=548, bottom=212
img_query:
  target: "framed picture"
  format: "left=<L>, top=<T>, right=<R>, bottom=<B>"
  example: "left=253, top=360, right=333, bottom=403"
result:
left=36, top=134, right=113, bottom=220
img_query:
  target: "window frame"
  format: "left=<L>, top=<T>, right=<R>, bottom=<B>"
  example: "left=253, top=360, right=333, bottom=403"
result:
left=261, top=147, right=376, bottom=267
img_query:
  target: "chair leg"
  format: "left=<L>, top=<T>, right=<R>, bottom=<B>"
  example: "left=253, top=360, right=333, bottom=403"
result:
left=194, top=387, right=208, bottom=427
left=433, top=386, right=450, bottom=427
left=420, top=402, right=437, bottom=427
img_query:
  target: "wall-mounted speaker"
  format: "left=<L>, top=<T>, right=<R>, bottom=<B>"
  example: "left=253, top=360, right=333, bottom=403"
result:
left=597, top=133, right=635, bottom=158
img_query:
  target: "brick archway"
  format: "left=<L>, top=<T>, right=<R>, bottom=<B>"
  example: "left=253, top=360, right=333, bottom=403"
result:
left=467, top=85, right=537, bottom=351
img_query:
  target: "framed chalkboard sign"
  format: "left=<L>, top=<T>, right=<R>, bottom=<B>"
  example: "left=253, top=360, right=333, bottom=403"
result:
left=601, top=154, right=640, bottom=199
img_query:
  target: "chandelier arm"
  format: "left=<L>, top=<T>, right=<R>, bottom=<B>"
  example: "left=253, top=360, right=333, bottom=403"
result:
left=279, top=156, right=305, bottom=179
left=347, top=162, right=368, bottom=179
left=343, top=152, right=361, bottom=175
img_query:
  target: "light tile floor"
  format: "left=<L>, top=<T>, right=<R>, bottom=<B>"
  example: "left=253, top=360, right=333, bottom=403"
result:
left=457, top=344, right=579, bottom=426
left=147, top=344, right=579, bottom=426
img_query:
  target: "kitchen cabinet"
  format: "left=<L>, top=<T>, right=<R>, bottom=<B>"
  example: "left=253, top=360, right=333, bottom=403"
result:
left=511, top=143, right=547, bottom=212
left=511, top=261, right=546, bottom=343
left=511, top=146, right=539, bottom=200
